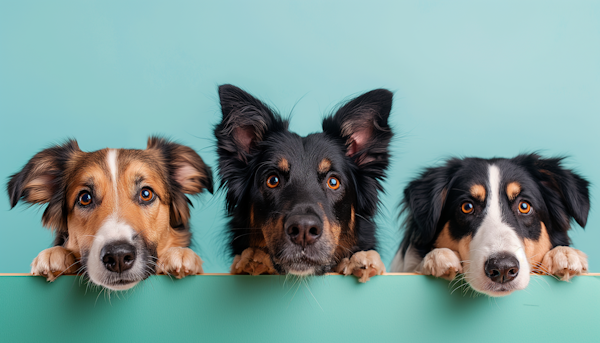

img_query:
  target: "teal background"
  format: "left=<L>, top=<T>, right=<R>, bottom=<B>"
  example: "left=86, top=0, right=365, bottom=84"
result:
left=1, top=275, right=599, bottom=342
left=1, top=1, right=600, bottom=275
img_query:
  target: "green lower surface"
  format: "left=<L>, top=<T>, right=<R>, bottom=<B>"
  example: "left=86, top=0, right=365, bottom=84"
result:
left=0, top=275, right=599, bottom=342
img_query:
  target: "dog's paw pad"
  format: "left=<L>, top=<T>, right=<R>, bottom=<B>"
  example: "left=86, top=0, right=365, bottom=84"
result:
left=420, top=248, right=462, bottom=280
left=542, top=246, right=587, bottom=281
left=157, top=247, right=204, bottom=278
left=335, top=250, right=385, bottom=283
left=30, top=247, right=76, bottom=282
left=231, top=248, right=276, bottom=275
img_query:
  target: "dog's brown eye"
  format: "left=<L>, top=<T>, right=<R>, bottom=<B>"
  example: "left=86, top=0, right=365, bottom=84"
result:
left=79, top=192, right=93, bottom=206
left=266, top=175, right=279, bottom=188
left=461, top=202, right=474, bottom=214
left=518, top=201, right=531, bottom=214
left=327, top=177, right=340, bottom=190
left=140, top=188, right=154, bottom=202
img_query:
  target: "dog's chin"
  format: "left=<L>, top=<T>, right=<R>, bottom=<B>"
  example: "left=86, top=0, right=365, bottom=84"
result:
left=102, top=280, right=141, bottom=291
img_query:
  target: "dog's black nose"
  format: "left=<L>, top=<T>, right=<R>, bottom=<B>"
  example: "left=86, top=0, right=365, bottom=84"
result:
left=484, top=253, right=519, bottom=283
left=101, top=242, right=136, bottom=273
left=285, top=215, right=323, bottom=247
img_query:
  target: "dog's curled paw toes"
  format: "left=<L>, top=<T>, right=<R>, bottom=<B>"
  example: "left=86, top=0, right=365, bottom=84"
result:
left=30, top=246, right=76, bottom=282
left=542, top=246, right=588, bottom=281
left=157, top=247, right=204, bottom=278
left=335, top=250, right=385, bottom=283
left=230, top=248, right=276, bottom=275
left=419, top=248, right=462, bottom=280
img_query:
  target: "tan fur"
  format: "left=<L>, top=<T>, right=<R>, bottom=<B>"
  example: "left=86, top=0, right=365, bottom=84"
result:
left=470, top=184, right=486, bottom=202
left=318, top=158, right=331, bottom=174
left=541, top=246, right=588, bottom=281
left=230, top=247, right=277, bottom=275
left=418, top=248, right=463, bottom=280
left=335, top=250, right=385, bottom=283
left=506, top=182, right=521, bottom=201
left=278, top=158, right=290, bottom=172
left=30, top=143, right=206, bottom=282
left=30, top=246, right=77, bottom=282
left=524, top=222, right=552, bottom=269
left=433, top=222, right=471, bottom=263
left=156, top=247, right=203, bottom=278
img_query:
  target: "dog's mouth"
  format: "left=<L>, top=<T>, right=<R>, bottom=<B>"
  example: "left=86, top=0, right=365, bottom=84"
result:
left=273, top=252, right=332, bottom=276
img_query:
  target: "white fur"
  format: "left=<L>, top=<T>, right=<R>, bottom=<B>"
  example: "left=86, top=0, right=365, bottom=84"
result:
left=288, top=268, right=315, bottom=276
left=107, top=149, right=118, bottom=203
left=390, top=244, right=421, bottom=272
left=465, top=165, right=530, bottom=296
left=86, top=215, right=142, bottom=290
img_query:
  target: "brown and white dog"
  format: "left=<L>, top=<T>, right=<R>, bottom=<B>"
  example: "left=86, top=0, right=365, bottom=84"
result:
left=391, top=154, right=590, bottom=296
left=7, top=137, right=212, bottom=290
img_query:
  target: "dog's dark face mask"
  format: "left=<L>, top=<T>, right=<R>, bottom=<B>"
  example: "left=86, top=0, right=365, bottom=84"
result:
left=215, top=84, right=393, bottom=275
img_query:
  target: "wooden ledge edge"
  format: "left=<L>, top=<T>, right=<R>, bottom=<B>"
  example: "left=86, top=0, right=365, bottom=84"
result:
left=1, top=272, right=600, bottom=277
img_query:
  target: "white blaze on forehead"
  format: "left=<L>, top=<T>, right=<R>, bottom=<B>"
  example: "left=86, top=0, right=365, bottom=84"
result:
left=107, top=149, right=119, bottom=207
left=466, top=164, right=530, bottom=295
left=107, top=149, right=118, bottom=189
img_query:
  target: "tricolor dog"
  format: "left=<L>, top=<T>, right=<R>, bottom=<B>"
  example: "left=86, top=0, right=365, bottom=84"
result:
left=7, top=137, right=212, bottom=290
left=391, top=154, right=590, bottom=296
left=215, top=84, right=393, bottom=281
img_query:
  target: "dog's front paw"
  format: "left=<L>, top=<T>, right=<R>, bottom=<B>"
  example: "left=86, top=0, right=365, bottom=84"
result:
left=157, top=247, right=204, bottom=278
left=230, top=247, right=276, bottom=275
left=31, top=246, right=76, bottom=282
left=541, top=246, right=587, bottom=281
left=418, top=248, right=462, bottom=280
left=335, top=250, right=385, bottom=283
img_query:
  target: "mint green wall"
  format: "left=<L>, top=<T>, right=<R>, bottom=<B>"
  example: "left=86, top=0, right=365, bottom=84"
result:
left=1, top=1, right=599, bottom=274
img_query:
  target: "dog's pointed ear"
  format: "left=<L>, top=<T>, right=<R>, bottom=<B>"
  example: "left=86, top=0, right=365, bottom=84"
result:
left=323, top=89, right=393, bottom=166
left=6, top=140, right=80, bottom=231
left=400, top=160, right=462, bottom=254
left=517, top=154, right=590, bottom=229
left=215, top=84, right=287, bottom=162
left=147, top=137, right=213, bottom=228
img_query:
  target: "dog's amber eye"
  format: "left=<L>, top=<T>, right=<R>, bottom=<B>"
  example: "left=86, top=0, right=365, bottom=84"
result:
left=78, top=192, right=93, bottom=206
left=461, top=202, right=474, bottom=214
left=327, top=177, right=340, bottom=190
left=266, top=175, right=279, bottom=188
left=139, top=188, right=154, bottom=202
left=518, top=201, right=531, bottom=214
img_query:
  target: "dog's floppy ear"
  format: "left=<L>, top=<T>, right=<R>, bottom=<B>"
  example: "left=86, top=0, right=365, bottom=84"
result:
left=215, top=84, right=287, bottom=163
left=400, top=159, right=462, bottom=255
left=516, top=154, right=590, bottom=230
left=6, top=140, right=81, bottom=231
left=322, top=89, right=393, bottom=167
left=147, top=137, right=213, bottom=228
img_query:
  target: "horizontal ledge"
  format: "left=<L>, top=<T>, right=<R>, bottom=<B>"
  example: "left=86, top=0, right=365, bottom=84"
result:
left=1, top=272, right=599, bottom=276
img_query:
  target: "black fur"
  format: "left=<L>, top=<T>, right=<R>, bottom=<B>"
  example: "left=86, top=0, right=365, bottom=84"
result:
left=215, top=84, right=393, bottom=274
left=399, top=154, right=590, bottom=258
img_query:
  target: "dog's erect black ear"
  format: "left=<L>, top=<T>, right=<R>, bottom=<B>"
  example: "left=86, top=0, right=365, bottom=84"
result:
left=147, top=137, right=213, bottom=228
left=323, top=89, right=393, bottom=166
left=215, top=84, right=287, bottom=162
left=400, top=159, right=462, bottom=255
left=516, top=154, right=590, bottom=229
left=6, top=140, right=80, bottom=231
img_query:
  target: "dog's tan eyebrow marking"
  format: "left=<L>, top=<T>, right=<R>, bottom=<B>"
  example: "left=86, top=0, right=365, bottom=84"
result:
left=506, top=182, right=521, bottom=201
left=277, top=158, right=289, bottom=172
left=470, top=184, right=486, bottom=202
left=318, top=158, right=331, bottom=174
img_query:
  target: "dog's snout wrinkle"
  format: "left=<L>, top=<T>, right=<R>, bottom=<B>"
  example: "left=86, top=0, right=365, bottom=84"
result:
left=484, top=252, right=519, bottom=284
left=100, top=241, right=137, bottom=273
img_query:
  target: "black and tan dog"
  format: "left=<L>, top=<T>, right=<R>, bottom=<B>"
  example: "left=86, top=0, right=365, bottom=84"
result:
left=7, top=137, right=212, bottom=290
left=391, top=154, right=590, bottom=296
left=215, top=84, right=393, bottom=282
